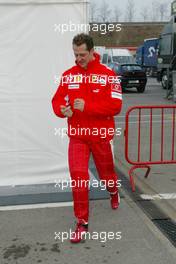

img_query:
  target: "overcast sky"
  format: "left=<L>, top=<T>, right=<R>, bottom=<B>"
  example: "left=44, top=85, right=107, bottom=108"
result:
left=90, top=0, right=174, bottom=21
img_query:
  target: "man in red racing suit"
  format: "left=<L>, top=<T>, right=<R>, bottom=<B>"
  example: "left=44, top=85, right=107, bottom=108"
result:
left=52, top=33, right=122, bottom=243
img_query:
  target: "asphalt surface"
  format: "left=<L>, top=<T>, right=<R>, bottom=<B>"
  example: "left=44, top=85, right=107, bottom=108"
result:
left=0, top=77, right=176, bottom=264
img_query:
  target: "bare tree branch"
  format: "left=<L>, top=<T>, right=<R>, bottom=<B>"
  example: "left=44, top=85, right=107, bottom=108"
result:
left=113, top=5, right=121, bottom=22
left=150, top=1, right=159, bottom=21
left=89, top=0, right=98, bottom=22
left=125, top=0, right=135, bottom=22
left=157, top=1, right=168, bottom=21
left=140, top=6, right=149, bottom=22
left=150, top=0, right=170, bottom=21
left=98, top=0, right=112, bottom=22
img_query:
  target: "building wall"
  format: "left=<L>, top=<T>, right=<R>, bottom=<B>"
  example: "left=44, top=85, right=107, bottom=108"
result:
left=90, top=22, right=167, bottom=48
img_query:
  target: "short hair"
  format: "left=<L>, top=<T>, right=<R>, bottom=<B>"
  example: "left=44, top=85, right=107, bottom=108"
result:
left=72, top=33, right=94, bottom=51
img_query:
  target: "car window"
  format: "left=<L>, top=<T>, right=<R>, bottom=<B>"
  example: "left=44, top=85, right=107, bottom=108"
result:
left=112, top=56, right=135, bottom=64
left=121, top=65, right=142, bottom=71
left=107, top=63, right=114, bottom=69
left=108, top=56, right=112, bottom=63
left=113, top=64, right=120, bottom=73
left=102, top=53, right=108, bottom=64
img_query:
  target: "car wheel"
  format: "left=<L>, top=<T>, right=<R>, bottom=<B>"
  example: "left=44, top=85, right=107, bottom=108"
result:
left=122, top=87, right=126, bottom=92
left=161, top=71, right=167, bottom=89
left=161, top=71, right=172, bottom=90
left=136, top=85, right=146, bottom=93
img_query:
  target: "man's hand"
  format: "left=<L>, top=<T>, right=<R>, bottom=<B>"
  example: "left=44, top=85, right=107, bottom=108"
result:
left=74, top=99, right=85, bottom=112
left=60, top=105, right=73, bottom=117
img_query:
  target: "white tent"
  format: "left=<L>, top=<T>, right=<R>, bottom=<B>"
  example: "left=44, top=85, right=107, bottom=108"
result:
left=0, top=0, right=89, bottom=186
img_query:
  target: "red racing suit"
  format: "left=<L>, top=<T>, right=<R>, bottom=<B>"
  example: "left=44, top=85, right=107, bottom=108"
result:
left=52, top=53, right=122, bottom=223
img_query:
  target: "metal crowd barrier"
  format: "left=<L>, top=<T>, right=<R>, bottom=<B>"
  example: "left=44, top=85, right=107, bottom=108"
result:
left=124, top=105, right=176, bottom=192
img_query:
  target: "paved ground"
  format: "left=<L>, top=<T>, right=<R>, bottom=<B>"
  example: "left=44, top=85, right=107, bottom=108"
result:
left=0, top=196, right=176, bottom=264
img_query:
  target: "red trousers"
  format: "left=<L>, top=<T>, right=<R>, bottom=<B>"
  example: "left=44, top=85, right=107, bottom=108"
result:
left=68, top=138, right=118, bottom=223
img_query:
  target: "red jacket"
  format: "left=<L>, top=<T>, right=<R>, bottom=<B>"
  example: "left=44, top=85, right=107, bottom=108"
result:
left=52, top=53, right=122, bottom=141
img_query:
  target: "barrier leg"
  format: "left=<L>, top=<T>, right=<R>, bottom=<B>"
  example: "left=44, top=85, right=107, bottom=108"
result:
left=129, top=165, right=151, bottom=192
left=129, top=166, right=136, bottom=192
left=144, top=165, right=151, bottom=178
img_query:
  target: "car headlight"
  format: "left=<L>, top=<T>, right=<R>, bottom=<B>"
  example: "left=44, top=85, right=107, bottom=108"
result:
left=158, top=58, right=163, bottom=64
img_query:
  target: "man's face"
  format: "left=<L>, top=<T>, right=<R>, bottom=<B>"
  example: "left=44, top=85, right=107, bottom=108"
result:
left=73, top=43, right=93, bottom=69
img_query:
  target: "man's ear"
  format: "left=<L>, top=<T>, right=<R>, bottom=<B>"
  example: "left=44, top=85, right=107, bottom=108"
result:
left=90, top=48, right=94, bottom=57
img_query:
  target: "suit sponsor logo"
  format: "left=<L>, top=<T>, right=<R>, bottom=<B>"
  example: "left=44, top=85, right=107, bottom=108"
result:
left=111, top=91, right=122, bottom=99
left=66, top=74, right=83, bottom=84
left=68, top=84, right=80, bottom=89
left=90, top=74, right=107, bottom=86
left=73, top=74, right=82, bottom=83
left=111, top=83, right=122, bottom=93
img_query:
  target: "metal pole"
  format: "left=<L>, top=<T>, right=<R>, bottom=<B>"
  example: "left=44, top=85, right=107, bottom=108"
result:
left=172, top=70, right=176, bottom=102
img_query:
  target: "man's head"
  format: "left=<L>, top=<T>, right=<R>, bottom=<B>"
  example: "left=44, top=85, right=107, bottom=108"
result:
left=72, top=33, right=94, bottom=69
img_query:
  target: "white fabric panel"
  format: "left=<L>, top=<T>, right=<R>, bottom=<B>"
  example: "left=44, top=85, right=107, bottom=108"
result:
left=0, top=1, right=88, bottom=186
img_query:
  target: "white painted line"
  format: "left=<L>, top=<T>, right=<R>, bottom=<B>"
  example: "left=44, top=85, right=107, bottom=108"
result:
left=0, top=201, right=73, bottom=211
left=140, top=193, right=176, bottom=200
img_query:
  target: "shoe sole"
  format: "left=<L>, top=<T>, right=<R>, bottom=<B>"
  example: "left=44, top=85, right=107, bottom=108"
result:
left=70, top=231, right=88, bottom=243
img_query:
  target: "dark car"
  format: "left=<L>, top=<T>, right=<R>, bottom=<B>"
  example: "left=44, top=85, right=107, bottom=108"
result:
left=108, top=63, right=147, bottom=93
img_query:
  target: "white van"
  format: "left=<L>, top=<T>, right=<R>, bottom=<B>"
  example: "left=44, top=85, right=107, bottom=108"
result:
left=102, top=48, right=135, bottom=64
left=94, top=46, right=106, bottom=62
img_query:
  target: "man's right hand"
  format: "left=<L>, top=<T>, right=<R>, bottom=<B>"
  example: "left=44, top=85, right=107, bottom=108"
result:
left=60, top=105, right=73, bottom=117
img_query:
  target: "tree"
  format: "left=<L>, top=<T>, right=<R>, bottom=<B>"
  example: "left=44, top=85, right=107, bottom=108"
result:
left=113, top=5, right=121, bottom=22
left=89, top=0, right=98, bottom=22
left=157, top=1, right=168, bottom=21
left=150, top=0, right=169, bottom=21
left=150, top=1, right=158, bottom=21
left=140, top=6, right=149, bottom=22
left=98, top=0, right=112, bottom=22
left=125, top=0, right=135, bottom=22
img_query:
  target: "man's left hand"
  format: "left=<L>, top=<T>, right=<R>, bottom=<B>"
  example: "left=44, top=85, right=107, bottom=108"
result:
left=74, top=99, right=85, bottom=112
